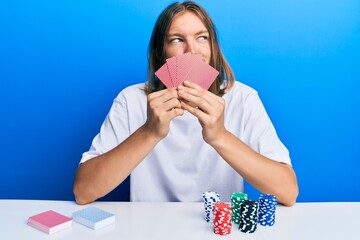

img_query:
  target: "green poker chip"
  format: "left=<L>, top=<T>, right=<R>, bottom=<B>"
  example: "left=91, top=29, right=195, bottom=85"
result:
left=231, top=192, right=248, bottom=224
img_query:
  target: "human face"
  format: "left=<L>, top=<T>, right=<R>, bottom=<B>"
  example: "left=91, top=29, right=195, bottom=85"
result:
left=165, top=11, right=211, bottom=64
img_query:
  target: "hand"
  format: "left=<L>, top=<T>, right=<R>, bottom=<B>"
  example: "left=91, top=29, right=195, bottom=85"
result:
left=177, top=81, right=226, bottom=145
left=144, top=88, right=184, bottom=140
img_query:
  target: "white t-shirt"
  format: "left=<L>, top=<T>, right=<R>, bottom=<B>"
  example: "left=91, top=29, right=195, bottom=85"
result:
left=80, top=81, right=291, bottom=202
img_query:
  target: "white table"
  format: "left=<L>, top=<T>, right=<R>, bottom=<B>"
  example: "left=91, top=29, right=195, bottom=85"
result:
left=0, top=200, right=359, bottom=240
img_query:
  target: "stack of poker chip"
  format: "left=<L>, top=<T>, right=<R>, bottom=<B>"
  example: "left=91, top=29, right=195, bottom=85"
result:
left=239, top=200, right=259, bottom=233
left=230, top=192, right=248, bottom=224
left=202, top=191, right=221, bottom=222
left=258, top=194, right=277, bottom=226
left=213, top=202, right=232, bottom=235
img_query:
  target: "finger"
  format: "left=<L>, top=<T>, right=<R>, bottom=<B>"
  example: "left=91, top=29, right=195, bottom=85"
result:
left=148, top=87, right=178, bottom=102
left=180, top=100, right=207, bottom=121
left=149, top=96, right=182, bottom=116
left=163, top=97, right=182, bottom=112
left=168, top=107, right=184, bottom=120
left=177, top=86, right=213, bottom=113
left=148, top=88, right=179, bottom=109
left=157, top=105, right=184, bottom=127
left=183, top=80, right=202, bottom=90
left=182, top=81, right=223, bottom=104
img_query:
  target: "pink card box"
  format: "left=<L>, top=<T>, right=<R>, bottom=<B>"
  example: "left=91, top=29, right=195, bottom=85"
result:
left=28, top=210, right=72, bottom=234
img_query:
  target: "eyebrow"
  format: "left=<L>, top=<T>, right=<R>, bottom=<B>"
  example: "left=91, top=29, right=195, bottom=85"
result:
left=167, top=30, right=209, bottom=38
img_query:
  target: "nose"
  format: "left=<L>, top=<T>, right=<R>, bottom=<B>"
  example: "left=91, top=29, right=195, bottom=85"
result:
left=185, top=39, right=197, bottom=54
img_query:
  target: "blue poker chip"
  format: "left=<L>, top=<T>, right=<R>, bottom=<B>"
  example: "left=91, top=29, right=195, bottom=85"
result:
left=258, top=194, right=277, bottom=226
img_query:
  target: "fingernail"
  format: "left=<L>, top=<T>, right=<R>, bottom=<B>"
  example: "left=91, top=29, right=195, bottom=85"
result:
left=183, top=80, right=190, bottom=85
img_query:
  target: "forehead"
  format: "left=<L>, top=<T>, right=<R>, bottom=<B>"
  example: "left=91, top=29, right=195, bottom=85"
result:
left=168, top=11, right=207, bottom=33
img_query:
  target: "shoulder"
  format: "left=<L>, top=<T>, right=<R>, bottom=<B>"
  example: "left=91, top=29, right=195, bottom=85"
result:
left=114, top=83, right=147, bottom=103
left=116, top=83, right=146, bottom=98
left=224, top=81, right=259, bottom=102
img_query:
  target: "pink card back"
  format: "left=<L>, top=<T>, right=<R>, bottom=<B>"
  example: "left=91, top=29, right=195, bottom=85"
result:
left=185, top=56, right=219, bottom=90
left=165, top=56, right=178, bottom=87
left=176, top=53, right=193, bottom=86
left=155, top=63, right=173, bottom=88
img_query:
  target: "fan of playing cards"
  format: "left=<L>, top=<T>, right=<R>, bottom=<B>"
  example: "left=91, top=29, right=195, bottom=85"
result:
left=155, top=53, right=219, bottom=90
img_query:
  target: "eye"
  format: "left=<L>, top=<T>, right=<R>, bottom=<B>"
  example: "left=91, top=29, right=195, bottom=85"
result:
left=198, top=35, right=208, bottom=41
left=170, top=38, right=183, bottom=43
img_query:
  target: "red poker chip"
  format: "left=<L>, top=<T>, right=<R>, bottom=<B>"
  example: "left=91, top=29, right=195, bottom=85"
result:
left=213, top=202, right=232, bottom=235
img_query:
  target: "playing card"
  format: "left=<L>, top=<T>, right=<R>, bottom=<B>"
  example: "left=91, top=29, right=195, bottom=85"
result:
left=155, top=63, right=173, bottom=88
left=175, top=53, right=193, bottom=86
left=166, top=55, right=178, bottom=86
left=155, top=53, right=219, bottom=89
left=184, top=55, right=219, bottom=90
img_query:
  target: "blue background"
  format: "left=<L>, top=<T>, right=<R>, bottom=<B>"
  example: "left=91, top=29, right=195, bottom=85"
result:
left=1, top=0, right=359, bottom=202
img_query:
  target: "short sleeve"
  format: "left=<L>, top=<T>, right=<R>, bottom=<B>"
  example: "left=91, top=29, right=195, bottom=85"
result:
left=243, top=91, right=291, bottom=165
left=80, top=94, right=131, bottom=164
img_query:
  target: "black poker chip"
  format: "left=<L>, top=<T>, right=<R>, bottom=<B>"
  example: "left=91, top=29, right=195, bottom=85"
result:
left=238, top=199, right=259, bottom=233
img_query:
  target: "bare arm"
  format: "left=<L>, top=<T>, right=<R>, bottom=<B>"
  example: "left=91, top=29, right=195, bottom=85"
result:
left=208, top=130, right=298, bottom=206
left=73, top=88, right=184, bottom=205
left=178, top=81, right=298, bottom=206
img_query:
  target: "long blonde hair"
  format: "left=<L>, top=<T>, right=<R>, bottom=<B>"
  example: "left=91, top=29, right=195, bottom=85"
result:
left=145, top=1, right=235, bottom=96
